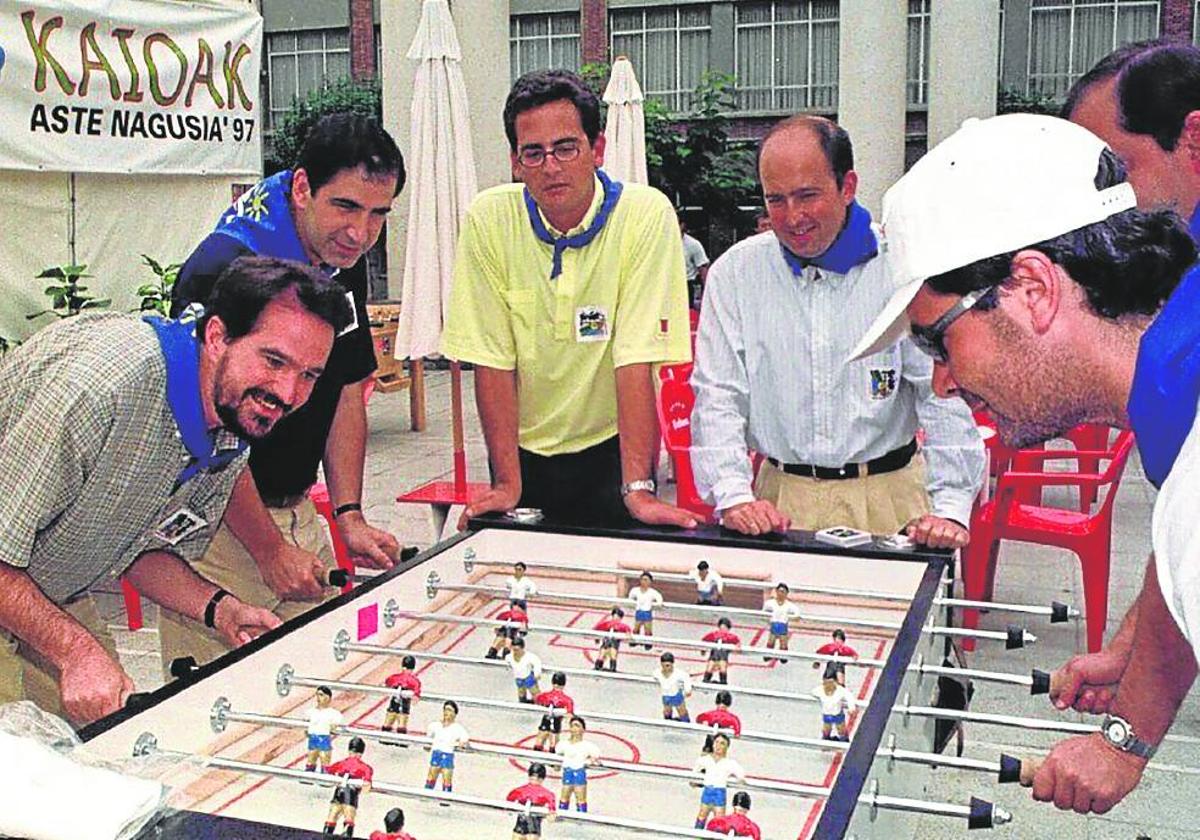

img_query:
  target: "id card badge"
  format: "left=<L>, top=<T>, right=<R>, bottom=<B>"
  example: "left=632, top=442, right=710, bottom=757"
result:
left=153, top=507, right=208, bottom=546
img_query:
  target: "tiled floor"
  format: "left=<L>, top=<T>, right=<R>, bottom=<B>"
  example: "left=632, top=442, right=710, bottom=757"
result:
left=94, top=369, right=1199, bottom=838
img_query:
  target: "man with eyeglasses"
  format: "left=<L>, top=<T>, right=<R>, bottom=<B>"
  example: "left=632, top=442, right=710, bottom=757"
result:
left=691, top=115, right=984, bottom=547
left=852, top=113, right=1199, bottom=816
left=442, top=70, right=694, bottom=529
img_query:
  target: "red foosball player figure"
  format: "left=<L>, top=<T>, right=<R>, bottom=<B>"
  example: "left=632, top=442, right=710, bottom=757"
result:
left=506, top=762, right=558, bottom=839
left=592, top=607, right=632, bottom=671
left=705, top=791, right=762, bottom=839
left=382, top=655, right=422, bottom=737
left=369, top=808, right=417, bottom=840
left=701, top=617, right=741, bottom=683
left=812, top=628, right=859, bottom=686
left=533, top=672, right=575, bottom=751
left=697, top=690, right=742, bottom=753
left=487, top=601, right=530, bottom=659
left=323, top=736, right=373, bottom=837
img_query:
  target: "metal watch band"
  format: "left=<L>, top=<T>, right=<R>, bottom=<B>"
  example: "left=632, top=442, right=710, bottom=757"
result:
left=1102, top=714, right=1157, bottom=759
left=620, top=479, right=657, bottom=497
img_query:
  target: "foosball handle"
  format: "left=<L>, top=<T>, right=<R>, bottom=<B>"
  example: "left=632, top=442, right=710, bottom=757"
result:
left=401, top=546, right=420, bottom=561
left=1050, top=600, right=1070, bottom=623
left=1018, top=757, right=1042, bottom=787
left=1030, top=669, right=1051, bottom=695
left=997, top=753, right=1022, bottom=783
left=169, top=655, right=199, bottom=681
left=1005, top=625, right=1025, bottom=650
left=327, top=569, right=351, bottom=588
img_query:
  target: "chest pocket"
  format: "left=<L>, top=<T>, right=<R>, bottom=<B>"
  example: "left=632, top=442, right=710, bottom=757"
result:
left=865, top=346, right=901, bottom=401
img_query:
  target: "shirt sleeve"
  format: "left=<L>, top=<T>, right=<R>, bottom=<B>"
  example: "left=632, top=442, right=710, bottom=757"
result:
left=691, top=254, right=756, bottom=511
left=1153, top=406, right=1200, bottom=660
left=440, top=204, right=518, bottom=370
left=900, top=338, right=985, bottom=526
left=611, top=191, right=691, bottom=368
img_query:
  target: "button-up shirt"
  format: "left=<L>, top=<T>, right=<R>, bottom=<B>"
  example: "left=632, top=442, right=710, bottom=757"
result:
left=691, top=232, right=984, bottom=525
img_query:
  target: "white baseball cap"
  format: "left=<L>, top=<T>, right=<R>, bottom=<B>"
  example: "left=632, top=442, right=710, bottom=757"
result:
left=849, top=113, right=1137, bottom=360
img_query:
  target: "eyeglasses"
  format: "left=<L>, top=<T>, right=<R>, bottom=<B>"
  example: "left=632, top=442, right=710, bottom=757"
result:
left=517, top=142, right=582, bottom=168
left=910, top=285, right=998, bottom=363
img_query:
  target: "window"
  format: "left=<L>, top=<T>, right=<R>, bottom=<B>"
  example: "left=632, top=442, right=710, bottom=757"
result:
left=510, top=13, right=581, bottom=81
left=907, top=0, right=931, bottom=106
left=265, top=29, right=351, bottom=131
left=610, top=6, right=712, bottom=112
left=1028, top=0, right=1160, bottom=99
left=734, top=1, right=839, bottom=113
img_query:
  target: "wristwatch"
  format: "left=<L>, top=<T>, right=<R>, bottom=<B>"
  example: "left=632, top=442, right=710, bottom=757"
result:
left=1100, top=714, right=1157, bottom=759
left=620, top=479, right=657, bottom=497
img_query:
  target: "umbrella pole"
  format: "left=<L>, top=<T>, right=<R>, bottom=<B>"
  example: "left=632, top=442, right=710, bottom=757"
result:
left=450, top=361, right=467, bottom=494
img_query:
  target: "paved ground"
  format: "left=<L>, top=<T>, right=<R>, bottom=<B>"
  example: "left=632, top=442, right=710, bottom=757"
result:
left=91, top=369, right=1199, bottom=838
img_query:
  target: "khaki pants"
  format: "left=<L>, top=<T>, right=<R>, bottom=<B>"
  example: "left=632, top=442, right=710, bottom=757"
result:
left=159, top=497, right=336, bottom=675
left=0, top=595, right=118, bottom=717
left=754, top=454, right=931, bottom=535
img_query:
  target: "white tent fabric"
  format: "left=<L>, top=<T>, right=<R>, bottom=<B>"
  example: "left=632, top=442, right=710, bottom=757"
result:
left=395, top=0, right=479, bottom=361
left=601, top=57, right=648, bottom=185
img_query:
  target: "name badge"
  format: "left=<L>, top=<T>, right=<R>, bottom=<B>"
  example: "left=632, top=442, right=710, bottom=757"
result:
left=575, top=306, right=610, bottom=343
left=153, top=507, right=208, bottom=546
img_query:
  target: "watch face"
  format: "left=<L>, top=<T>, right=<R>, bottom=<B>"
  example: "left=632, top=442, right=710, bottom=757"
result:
left=1105, top=719, right=1129, bottom=744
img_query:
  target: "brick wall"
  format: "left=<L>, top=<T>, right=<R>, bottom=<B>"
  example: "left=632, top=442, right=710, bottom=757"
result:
left=349, top=0, right=376, bottom=80
left=1162, top=0, right=1196, bottom=42
left=581, top=0, right=608, bottom=65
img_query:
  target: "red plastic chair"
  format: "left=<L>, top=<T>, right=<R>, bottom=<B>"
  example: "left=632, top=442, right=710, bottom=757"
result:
left=961, top=430, right=1135, bottom=653
left=657, top=362, right=694, bottom=383
left=657, top=377, right=715, bottom=522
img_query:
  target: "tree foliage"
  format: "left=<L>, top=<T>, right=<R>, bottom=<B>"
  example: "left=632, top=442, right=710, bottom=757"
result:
left=267, top=77, right=382, bottom=173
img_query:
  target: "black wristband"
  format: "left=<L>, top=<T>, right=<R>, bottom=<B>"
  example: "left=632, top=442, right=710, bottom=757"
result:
left=334, top=502, right=362, bottom=518
left=204, top=589, right=231, bottom=629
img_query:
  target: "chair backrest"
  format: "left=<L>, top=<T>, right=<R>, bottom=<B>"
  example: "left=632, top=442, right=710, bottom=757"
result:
left=1094, top=429, right=1136, bottom=517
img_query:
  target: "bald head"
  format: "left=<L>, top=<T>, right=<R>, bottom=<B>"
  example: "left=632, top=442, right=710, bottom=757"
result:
left=758, top=115, right=853, bottom=188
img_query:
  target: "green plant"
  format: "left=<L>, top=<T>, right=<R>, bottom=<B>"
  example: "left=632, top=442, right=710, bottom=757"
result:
left=135, top=254, right=182, bottom=317
left=267, top=77, right=381, bottom=173
left=27, top=264, right=110, bottom=322
left=997, top=85, right=1059, bottom=116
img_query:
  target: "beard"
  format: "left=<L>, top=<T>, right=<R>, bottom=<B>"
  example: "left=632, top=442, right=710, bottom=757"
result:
left=215, top=386, right=292, bottom=441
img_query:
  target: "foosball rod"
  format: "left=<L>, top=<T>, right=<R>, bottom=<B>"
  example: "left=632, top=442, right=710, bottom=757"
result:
left=212, top=697, right=828, bottom=799
left=428, top=576, right=1037, bottom=649
left=340, top=640, right=854, bottom=707
left=131, top=731, right=729, bottom=839
left=380, top=607, right=1056, bottom=692
left=270, top=670, right=1031, bottom=784
left=462, top=549, right=1078, bottom=622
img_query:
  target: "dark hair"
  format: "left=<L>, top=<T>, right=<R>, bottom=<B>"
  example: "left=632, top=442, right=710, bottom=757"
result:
left=711, top=733, right=730, bottom=748
left=384, top=809, right=405, bottom=831
left=775, top=582, right=789, bottom=593
left=832, top=629, right=846, bottom=642
left=503, top=70, right=602, bottom=152
left=660, top=651, right=675, bottom=664
left=316, top=685, right=332, bottom=698
left=402, top=654, right=416, bottom=670
left=733, top=791, right=751, bottom=810
left=528, top=762, right=547, bottom=780
left=296, top=112, right=405, bottom=196
left=611, top=607, right=625, bottom=618
left=715, top=690, right=733, bottom=707
left=759, top=115, right=854, bottom=188
left=444, top=700, right=459, bottom=715
left=640, top=572, right=653, bottom=581
left=515, top=562, right=527, bottom=571
left=1064, top=40, right=1200, bottom=152
left=717, top=617, right=732, bottom=630
left=926, top=150, right=1196, bottom=319
left=348, top=736, right=366, bottom=754
left=512, top=636, right=526, bottom=648
left=697, top=561, right=709, bottom=571
left=570, top=715, right=586, bottom=729
left=552, top=672, right=566, bottom=687
left=199, top=255, right=353, bottom=342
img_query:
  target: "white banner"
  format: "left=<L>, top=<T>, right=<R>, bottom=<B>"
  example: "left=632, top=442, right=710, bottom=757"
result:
left=0, top=0, right=262, bottom=176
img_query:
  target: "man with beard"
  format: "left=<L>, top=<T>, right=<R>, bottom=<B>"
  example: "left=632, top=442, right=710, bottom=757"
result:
left=0, top=256, right=351, bottom=724
left=164, top=113, right=407, bottom=671
left=852, top=113, right=1199, bottom=815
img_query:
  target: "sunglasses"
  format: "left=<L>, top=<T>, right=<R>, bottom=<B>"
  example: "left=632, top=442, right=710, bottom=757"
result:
left=909, top=285, right=998, bottom=363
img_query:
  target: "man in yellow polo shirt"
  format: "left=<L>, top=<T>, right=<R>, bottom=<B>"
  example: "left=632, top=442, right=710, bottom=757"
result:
left=442, top=69, right=695, bottom=529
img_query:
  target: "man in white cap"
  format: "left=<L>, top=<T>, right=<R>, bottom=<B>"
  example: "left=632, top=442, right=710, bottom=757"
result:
left=851, top=113, right=1198, bottom=815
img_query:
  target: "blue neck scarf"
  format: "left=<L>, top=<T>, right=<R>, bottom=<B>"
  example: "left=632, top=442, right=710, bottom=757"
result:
left=214, top=170, right=313, bottom=267
left=1127, top=203, right=1200, bottom=487
left=524, top=170, right=623, bottom=279
left=145, top=315, right=247, bottom=487
left=780, top=201, right=878, bottom=277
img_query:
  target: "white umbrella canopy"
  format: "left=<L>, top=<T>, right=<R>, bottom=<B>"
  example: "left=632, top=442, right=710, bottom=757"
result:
left=601, top=56, right=648, bottom=185
left=395, top=0, right=478, bottom=361
left=395, top=0, right=479, bottom=491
